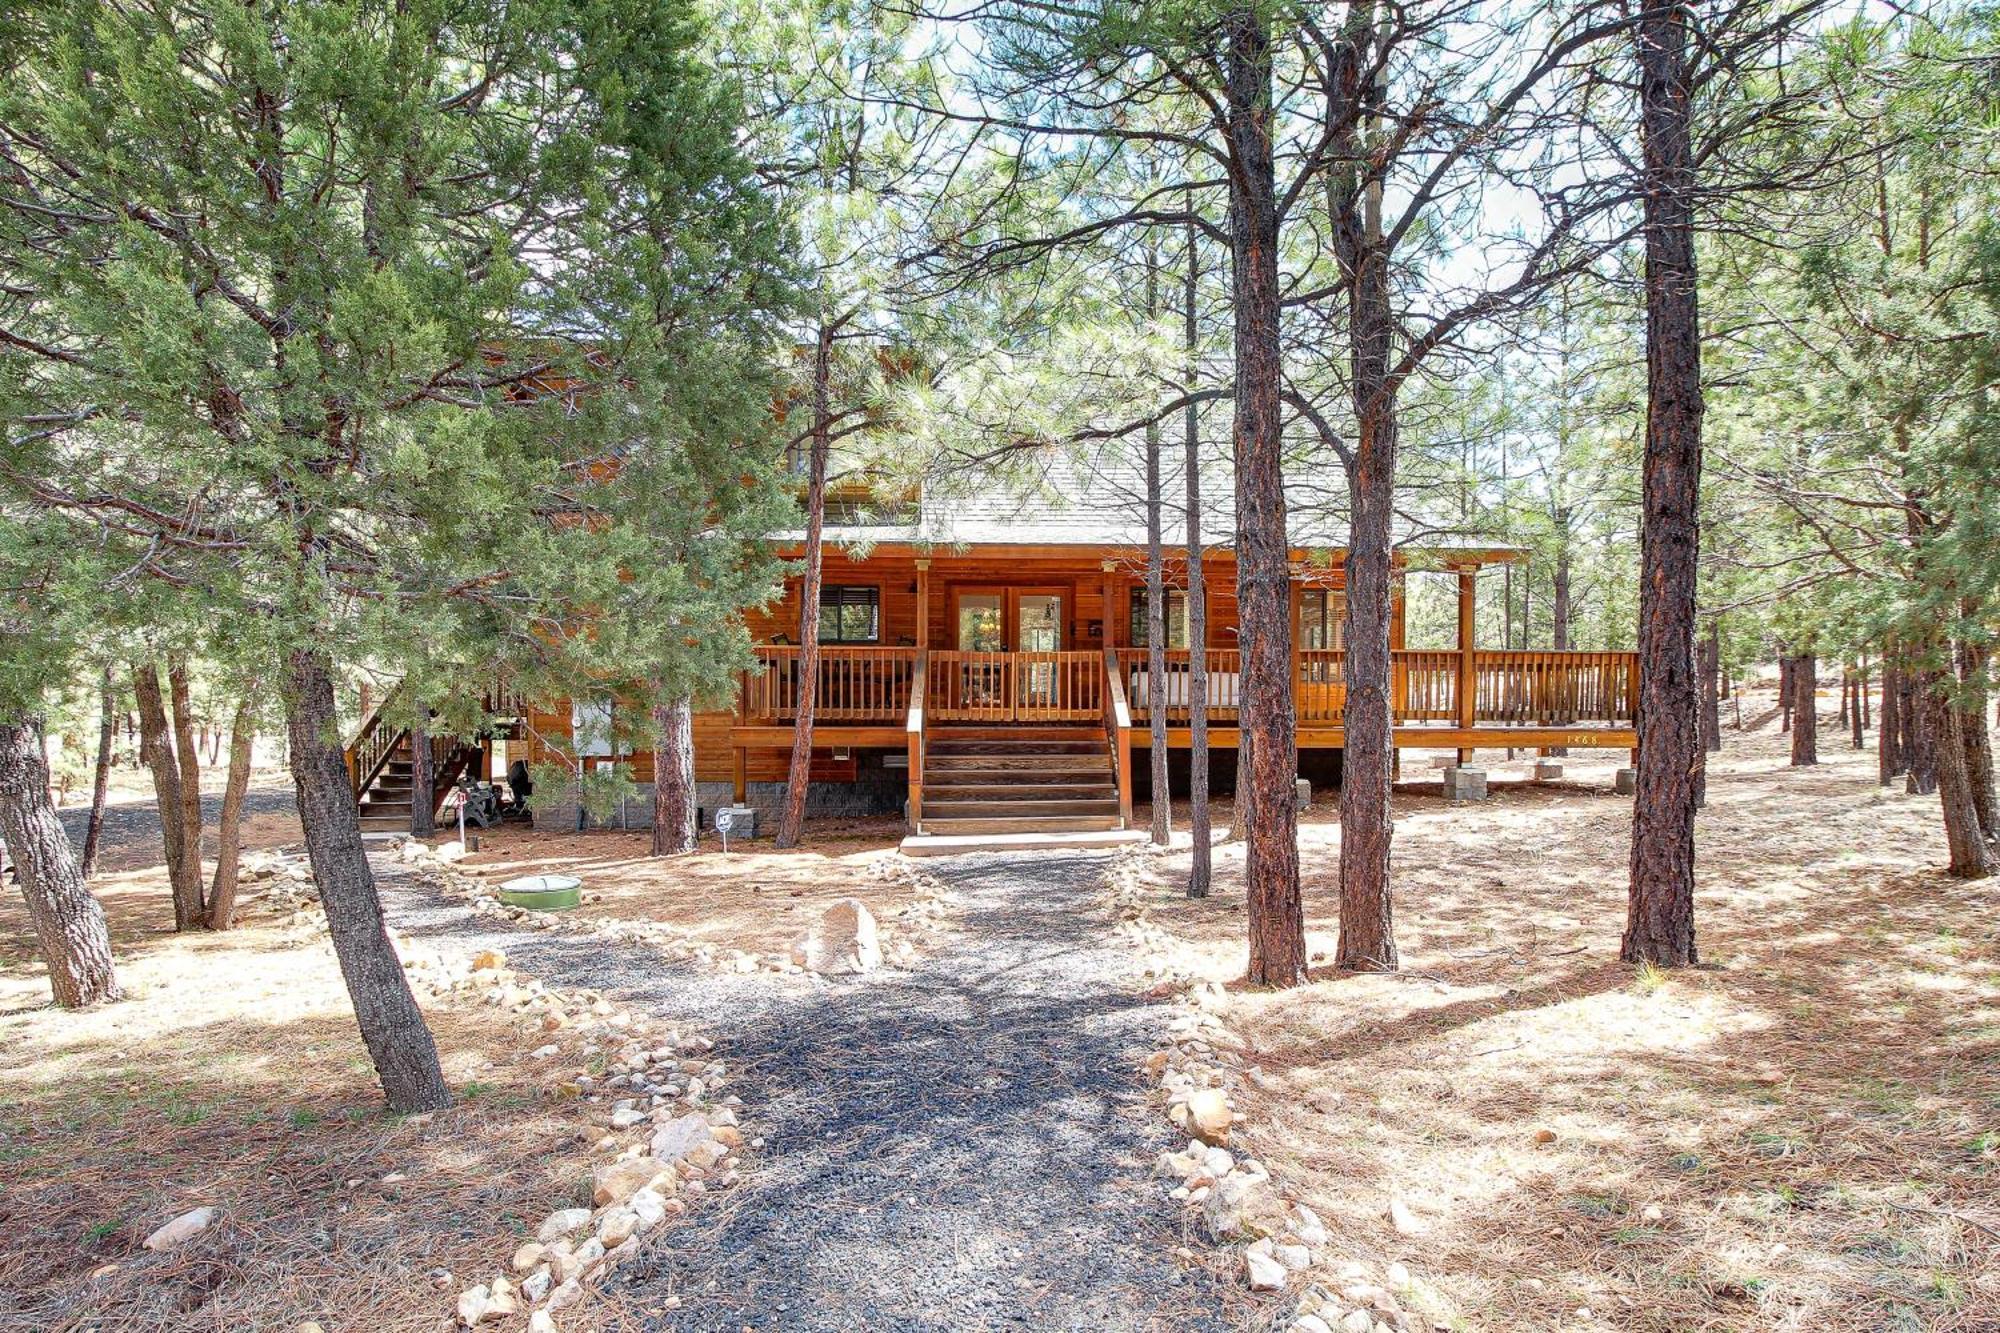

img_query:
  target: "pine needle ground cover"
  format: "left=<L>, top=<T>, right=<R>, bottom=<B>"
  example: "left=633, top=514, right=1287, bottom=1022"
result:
left=452, top=820, right=912, bottom=960
left=1130, top=692, right=1998, bottom=1331
left=0, top=865, right=643, bottom=1331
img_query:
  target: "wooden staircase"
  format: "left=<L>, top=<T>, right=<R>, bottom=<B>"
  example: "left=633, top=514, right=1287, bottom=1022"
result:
left=356, top=737, right=419, bottom=835
left=344, top=678, right=521, bottom=838
left=915, top=727, right=1124, bottom=837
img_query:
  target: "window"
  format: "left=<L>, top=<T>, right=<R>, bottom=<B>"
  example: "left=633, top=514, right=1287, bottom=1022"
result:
left=1129, top=587, right=1189, bottom=649
left=1299, top=588, right=1344, bottom=650
left=817, top=585, right=880, bottom=643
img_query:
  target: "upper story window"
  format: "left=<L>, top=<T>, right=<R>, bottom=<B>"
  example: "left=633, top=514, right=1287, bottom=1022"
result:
left=1300, top=588, right=1344, bottom=650
left=817, top=585, right=880, bottom=643
left=1129, top=587, right=1189, bottom=649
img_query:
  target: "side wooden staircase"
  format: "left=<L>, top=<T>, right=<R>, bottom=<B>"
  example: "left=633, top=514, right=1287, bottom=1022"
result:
left=344, top=680, right=520, bottom=837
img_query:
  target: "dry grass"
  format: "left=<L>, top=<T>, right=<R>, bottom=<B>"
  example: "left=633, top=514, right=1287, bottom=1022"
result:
left=0, top=862, right=645, bottom=1331
left=1128, top=695, right=2000, bottom=1331
left=454, top=818, right=910, bottom=959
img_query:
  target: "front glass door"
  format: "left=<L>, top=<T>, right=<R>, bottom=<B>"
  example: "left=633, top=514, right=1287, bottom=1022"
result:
left=956, top=592, right=1004, bottom=651
left=1014, top=590, right=1065, bottom=710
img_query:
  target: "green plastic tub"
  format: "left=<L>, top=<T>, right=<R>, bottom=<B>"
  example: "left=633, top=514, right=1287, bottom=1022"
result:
left=497, top=873, right=582, bottom=911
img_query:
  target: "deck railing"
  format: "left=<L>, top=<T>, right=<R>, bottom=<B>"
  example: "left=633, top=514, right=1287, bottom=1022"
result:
left=1471, top=650, right=1636, bottom=726
left=929, top=650, right=1105, bottom=722
left=741, top=644, right=1638, bottom=730
left=741, top=646, right=919, bottom=723
left=1111, top=647, right=1637, bottom=728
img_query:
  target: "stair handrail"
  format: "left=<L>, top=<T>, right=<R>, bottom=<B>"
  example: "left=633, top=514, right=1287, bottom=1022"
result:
left=1102, top=646, right=1134, bottom=828
left=344, top=679, right=409, bottom=801
left=906, top=650, right=927, bottom=831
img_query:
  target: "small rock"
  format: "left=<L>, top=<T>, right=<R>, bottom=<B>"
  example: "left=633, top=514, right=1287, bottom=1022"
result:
left=1245, top=1244, right=1289, bottom=1292
left=1186, top=1088, right=1232, bottom=1145
left=512, top=1241, right=545, bottom=1273
left=650, top=1113, right=714, bottom=1166
left=1292, top=1318, right=1334, bottom=1333
left=535, top=1208, right=592, bottom=1243
left=456, top=1284, right=493, bottom=1326
left=142, top=1206, right=216, bottom=1251
left=629, top=1185, right=669, bottom=1230
left=1388, top=1196, right=1426, bottom=1236
left=1533, top=1128, right=1557, bottom=1146
left=1275, top=1242, right=1312, bottom=1271
left=1386, top=1261, right=1411, bottom=1288
left=609, top=1107, right=647, bottom=1130
left=1641, top=1202, right=1664, bottom=1222
left=1292, top=1202, right=1330, bottom=1247
left=521, top=1269, right=551, bottom=1303
left=597, top=1208, right=639, bottom=1247
left=528, top=1312, right=557, bottom=1333
left=546, top=1278, right=583, bottom=1311
left=592, top=1156, right=672, bottom=1207
left=1340, top=1312, right=1374, bottom=1333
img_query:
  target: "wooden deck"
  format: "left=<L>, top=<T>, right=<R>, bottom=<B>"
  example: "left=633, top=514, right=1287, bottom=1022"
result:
left=735, top=645, right=1638, bottom=733
left=733, top=644, right=1639, bottom=832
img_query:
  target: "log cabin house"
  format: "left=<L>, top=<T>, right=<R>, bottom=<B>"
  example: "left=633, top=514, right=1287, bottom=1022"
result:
left=344, top=448, right=1638, bottom=847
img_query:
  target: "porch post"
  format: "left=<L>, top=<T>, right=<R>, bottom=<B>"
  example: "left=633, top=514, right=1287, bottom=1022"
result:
left=1100, top=559, right=1118, bottom=648
left=732, top=746, right=747, bottom=804
left=1456, top=564, right=1477, bottom=764
left=914, top=558, right=930, bottom=649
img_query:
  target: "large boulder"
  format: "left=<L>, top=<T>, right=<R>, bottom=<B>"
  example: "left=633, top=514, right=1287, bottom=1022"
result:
left=794, top=898, right=882, bottom=975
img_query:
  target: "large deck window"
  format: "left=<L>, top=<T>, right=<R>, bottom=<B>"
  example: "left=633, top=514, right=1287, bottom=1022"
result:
left=817, top=585, right=880, bottom=643
left=1129, top=587, right=1189, bottom=648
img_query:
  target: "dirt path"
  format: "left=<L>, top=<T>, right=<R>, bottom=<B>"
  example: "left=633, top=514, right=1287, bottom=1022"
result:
left=378, top=851, right=1239, bottom=1333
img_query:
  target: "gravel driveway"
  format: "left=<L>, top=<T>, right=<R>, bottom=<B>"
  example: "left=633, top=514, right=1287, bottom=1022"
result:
left=52, top=787, right=299, bottom=864
left=378, top=851, right=1240, bottom=1333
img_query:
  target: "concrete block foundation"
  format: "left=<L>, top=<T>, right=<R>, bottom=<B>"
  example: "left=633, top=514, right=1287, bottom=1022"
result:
left=1442, top=767, right=1489, bottom=801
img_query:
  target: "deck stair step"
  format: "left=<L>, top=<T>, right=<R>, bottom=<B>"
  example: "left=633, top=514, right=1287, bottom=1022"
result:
left=919, top=814, right=1124, bottom=836
left=900, top=828, right=1148, bottom=856
left=923, top=798, right=1120, bottom=819
left=914, top=724, right=1127, bottom=846
left=928, top=754, right=1109, bottom=773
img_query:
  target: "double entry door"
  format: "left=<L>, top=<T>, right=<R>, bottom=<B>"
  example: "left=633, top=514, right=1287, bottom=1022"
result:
left=943, top=586, right=1088, bottom=720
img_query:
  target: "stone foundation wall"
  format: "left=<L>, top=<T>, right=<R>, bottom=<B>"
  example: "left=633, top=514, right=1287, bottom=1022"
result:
left=532, top=775, right=905, bottom=836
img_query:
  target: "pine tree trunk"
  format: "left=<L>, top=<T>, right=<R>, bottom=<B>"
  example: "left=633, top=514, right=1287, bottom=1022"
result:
left=776, top=321, right=834, bottom=849
left=1699, top=626, right=1721, bottom=753
left=1790, top=655, right=1818, bottom=766
left=207, top=701, right=255, bottom=929
left=1852, top=663, right=1867, bottom=749
left=1332, top=9, right=1399, bottom=975
left=1925, top=683, right=1994, bottom=878
left=1225, top=3, right=1303, bottom=987
left=409, top=714, right=435, bottom=839
left=80, top=666, right=115, bottom=878
left=1146, top=411, right=1172, bottom=848
left=1623, top=3, right=1702, bottom=968
left=1779, top=654, right=1792, bottom=732
left=0, top=716, right=122, bottom=1007
left=133, top=661, right=204, bottom=929
left=1954, top=634, right=1995, bottom=840
left=1905, top=667, right=1937, bottom=796
left=1879, top=657, right=1901, bottom=784
left=167, top=662, right=205, bottom=890
left=285, top=648, right=452, bottom=1112
left=1549, top=537, right=1572, bottom=756
left=1184, top=210, right=1211, bottom=899
left=651, top=695, right=697, bottom=856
